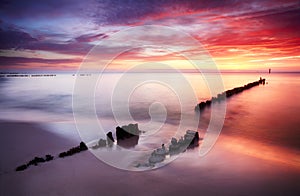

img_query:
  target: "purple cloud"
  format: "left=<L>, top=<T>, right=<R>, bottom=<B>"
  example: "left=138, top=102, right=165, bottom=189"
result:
left=0, top=0, right=93, bottom=19
left=0, top=0, right=268, bottom=26
left=0, top=0, right=299, bottom=71
left=0, top=26, right=97, bottom=55
left=75, top=33, right=108, bottom=43
left=0, top=28, right=37, bottom=50
left=0, top=56, right=81, bottom=67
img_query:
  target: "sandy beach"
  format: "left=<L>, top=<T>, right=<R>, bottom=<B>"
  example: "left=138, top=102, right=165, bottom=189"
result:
left=1, top=120, right=299, bottom=196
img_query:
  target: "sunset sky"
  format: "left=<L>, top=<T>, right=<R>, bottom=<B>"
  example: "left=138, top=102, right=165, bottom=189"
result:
left=0, top=0, right=299, bottom=72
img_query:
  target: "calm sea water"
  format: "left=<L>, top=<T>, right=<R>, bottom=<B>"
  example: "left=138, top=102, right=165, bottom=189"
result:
left=1, top=72, right=299, bottom=194
left=0, top=72, right=299, bottom=167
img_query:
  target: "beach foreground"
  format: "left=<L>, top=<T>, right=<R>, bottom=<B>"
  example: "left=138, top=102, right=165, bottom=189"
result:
left=1, top=121, right=299, bottom=196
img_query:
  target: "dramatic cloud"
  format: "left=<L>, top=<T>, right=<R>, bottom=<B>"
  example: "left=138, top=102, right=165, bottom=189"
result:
left=0, top=28, right=37, bottom=50
left=0, top=26, right=95, bottom=55
left=0, top=0, right=299, bottom=71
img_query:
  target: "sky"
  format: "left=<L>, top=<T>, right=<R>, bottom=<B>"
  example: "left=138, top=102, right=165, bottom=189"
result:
left=0, top=0, right=299, bottom=72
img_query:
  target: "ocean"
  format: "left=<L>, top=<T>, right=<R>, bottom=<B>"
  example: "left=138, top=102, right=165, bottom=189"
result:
left=0, top=72, right=299, bottom=170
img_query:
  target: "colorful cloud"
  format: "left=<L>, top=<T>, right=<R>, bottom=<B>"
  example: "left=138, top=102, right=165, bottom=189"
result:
left=0, top=0, right=299, bottom=71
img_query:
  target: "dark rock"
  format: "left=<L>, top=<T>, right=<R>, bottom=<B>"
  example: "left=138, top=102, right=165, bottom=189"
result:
left=59, top=152, right=67, bottom=158
left=116, top=123, right=140, bottom=140
left=205, top=100, right=211, bottom=106
left=16, top=142, right=88, bottom=172
left=116, top=126, right=126, bottom=140
left=117, top=135, right=139, bottom=148
left=80, top=141, right=88, bottom=151
left=198, top=102, right=206, bottom=110
left=196, top=78, right=266, bottom=110
left=184, top=130, right=199, bottom=148
left=16, top=164, right=28, bottom=171
left=45, top=154, right=54, bottom=161
left=106, top=131, right=114, bottom=146
left=27, top=156, right=45, bottom=166
left=116, top=123, right=140, bottom=148
left=59, top=142, right=88, bottom=158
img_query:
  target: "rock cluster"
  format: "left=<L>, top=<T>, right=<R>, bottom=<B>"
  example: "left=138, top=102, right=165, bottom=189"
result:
left=168, top=130, right=200, bottom=155
left=16, top=141, right=88, bottom=172
left=149, top=144, right=167, bottom=164
left=16, top=154, right=54, bottom=171
left=195, top=78, right=266, bottom=111
left=136, top=130, right=201, bottom=167
left=116, top=123, right=139, bottom=139
left=92, top=123, right=141, bottom=149
left=59, top=142, right=88, bottom=158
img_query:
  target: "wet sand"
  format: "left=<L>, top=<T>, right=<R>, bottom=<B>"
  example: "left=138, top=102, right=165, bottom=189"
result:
left=1, top=121, right=299, bottom=195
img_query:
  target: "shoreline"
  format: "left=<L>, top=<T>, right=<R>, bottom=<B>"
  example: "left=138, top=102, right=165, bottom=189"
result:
left=1, top=120, right=299, bottom=195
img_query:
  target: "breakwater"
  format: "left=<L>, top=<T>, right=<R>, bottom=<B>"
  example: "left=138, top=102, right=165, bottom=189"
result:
left=195, top=78, right=266, bottom=111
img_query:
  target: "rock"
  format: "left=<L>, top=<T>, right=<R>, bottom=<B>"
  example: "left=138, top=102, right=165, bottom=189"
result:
left=156, top=144, right=167, bottom=155
left=98, top=139, right=107, bottom=147
left=217, top=93, right=226, bottom=101
left=184, top=130, right=199, bottom=148
left=178, top=137, right=185, bottom=145
left=79, top=141, right=88, bottom=151
left=122, top=123, right=139, bottom=135
left=27, top=156, right=45, bottom=166
left=91, top=139, right=107, bottom=149
left=135, top=162, right=154, bottom=168
left=116, top=124, right=140, bottom=148
left=211, top=97, right=217, bottom=102
left=106, top=131, right=114, bottom=146
left=171, top=138, right=177, bottom=145
left=149, top=149, right=165, bottom=164
left=205, top=100, right=212, bottom=106
left=59, top=142, right=87, bottom=157
left=116, top=123, right=140, bottom=140
left=16, top=142, right=88, bottom=172
left=148, top=144, right=167, bottom=164
left=148, top=154, right=165, bottom=164
left=169, top=138, right=182, bottom=154
left=169, top=143, right=181, bottom=154
left=116, top=126, right=126, bottom=140
left=118, top=135, right=139, bottom=148
left=16, top=164, right=28, bottom=171
left=45, top=154, right=54, bottom=161
left=196, top=78, right=266, bottom=109
left=139, top=130, right=203, bottom=167
left=198, top=102, right=206, bottom=110
left=59, top=152, right=67, bottom=158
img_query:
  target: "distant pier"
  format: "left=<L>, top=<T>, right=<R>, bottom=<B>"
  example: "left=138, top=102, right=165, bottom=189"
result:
left=0, top=73, right=56, bottom=78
